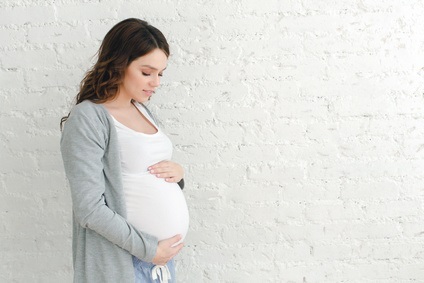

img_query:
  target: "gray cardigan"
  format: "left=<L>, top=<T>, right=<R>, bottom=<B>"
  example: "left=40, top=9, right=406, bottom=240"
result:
left=61, top=100, right=158, bottom=283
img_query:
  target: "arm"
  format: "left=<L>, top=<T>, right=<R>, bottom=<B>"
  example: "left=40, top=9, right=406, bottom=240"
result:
left=60, top=110, right=158, bottom=261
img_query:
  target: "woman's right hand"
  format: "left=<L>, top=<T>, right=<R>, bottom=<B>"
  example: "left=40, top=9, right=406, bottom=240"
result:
left=152, top=234, right=184, bottom=266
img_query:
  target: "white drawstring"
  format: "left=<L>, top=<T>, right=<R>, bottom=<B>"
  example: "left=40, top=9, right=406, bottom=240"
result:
left=152, top=264, right=171, bottom=283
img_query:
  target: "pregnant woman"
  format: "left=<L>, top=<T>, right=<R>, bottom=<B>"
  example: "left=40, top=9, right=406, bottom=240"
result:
left=60, top=18, right=189, bottom=283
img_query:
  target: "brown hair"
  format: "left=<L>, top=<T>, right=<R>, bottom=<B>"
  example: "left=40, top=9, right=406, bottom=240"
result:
left=60, top=18, right=169, bottom=128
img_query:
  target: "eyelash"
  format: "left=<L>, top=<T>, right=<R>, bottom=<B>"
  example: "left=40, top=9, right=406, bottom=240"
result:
left=142, top=72, right=163, bottom=77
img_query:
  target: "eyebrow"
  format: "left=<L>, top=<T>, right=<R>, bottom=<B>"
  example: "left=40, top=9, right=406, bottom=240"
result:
left=140, top=64, right=167, bottom=71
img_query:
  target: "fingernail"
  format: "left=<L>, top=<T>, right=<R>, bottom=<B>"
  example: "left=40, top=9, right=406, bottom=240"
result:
left=150, top=169, right=154, bottom=173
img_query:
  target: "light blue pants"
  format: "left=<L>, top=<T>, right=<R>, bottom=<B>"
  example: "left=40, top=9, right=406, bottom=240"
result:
left=133, top=256, right=176, bottom=283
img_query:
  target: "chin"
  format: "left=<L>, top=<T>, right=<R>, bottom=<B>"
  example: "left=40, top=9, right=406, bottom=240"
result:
left=135, top=97, right=150, bottom=103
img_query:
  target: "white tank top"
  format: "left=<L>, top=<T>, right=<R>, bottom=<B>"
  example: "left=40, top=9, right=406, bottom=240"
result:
left=113, top=102, right=189, bottom=242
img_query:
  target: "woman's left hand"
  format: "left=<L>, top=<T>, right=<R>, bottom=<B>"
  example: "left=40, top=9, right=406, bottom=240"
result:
left=148, top=160, right=184, bottom=183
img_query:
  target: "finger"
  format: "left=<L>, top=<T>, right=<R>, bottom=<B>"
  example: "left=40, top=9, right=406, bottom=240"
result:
left=150, top=167, right=172, bottom=174
left=150, top=165, right=169, bottom=171
left=166, top=234, right=182, bottom=245
left=170, top=243, right=184, bottom=258
left=149, top=166, right=172, bottom=174
left=165, top=177, right=176, bottom=182
left=155, top=172, right=175, bottom=179
left=148, top=160, right=171, bottom=170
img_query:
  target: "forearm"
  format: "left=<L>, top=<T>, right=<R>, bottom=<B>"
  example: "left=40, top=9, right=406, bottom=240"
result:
left=71, top=192, right=158, bottom=261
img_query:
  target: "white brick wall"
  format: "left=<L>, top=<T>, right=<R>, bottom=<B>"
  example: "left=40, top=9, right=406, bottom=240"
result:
left=1, top=0, right=424, bottom=282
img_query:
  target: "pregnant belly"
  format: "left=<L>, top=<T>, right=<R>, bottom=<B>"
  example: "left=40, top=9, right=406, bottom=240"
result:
left=123, top=173, right=189, bottom=242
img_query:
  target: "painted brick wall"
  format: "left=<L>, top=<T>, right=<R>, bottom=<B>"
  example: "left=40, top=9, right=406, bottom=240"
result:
left=1, top=0, right=424, bottom=282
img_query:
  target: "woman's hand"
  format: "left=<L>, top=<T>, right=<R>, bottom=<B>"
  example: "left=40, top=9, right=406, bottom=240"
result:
left=152, top=235, right=184, bottom=266
left=148, top=160, right=184, bottom=183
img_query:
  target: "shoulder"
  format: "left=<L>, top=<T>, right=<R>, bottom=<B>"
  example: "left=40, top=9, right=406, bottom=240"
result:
left=64, top=100, right=112, bottom=137
left=70, top=100, right=108, bottom=120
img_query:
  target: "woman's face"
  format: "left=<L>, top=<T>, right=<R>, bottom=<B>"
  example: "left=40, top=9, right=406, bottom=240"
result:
left=119, top=48, right=168, bottom=103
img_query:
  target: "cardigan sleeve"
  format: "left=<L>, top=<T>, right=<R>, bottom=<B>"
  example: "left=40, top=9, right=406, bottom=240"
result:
left=60, top=108, right=158, bottom=262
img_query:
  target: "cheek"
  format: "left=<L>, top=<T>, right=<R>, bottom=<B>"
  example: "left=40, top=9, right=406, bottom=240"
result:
left=126, top=72, right=146, bottom=89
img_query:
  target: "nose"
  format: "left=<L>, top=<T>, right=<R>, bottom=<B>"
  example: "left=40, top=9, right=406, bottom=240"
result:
left=150, top=75, right=160, bottom=87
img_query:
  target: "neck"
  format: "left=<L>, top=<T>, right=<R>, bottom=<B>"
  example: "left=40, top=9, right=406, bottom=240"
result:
left=103, top=93, right=134, bottom=110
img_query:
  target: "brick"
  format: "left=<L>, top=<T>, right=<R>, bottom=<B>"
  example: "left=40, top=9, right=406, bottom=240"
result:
left=28, top=24, right=88, bottom=44
left=0, top=70, right=24, bottom=89
left=278, top=99, right=330, bottom=119
left=333, top=93, right=398, bottom=117
left=0, top=5, right=54, bottom=26
left=226, top=183, right=283, bottom=203
left=170, top=123, right=245, bottom=145
left=217, top=144, right=278, bottom=164
left=273, top=120, right=307, bottom=143
left=241, top=0, right=298, bottom=14
left=0, top=28, right=26, bottom=47
left=27, top=68, right=82, bottom=89
left=277, top=224, right=327, bottom=241
left=342, top=223, right=401, bottom=239
left=366, top=200, right=422, bottom=219
left=85, top=20, right=118, bottom=41
left=397, top=264, right=424, bottom=280
left=117, top=1, right=179, bottom=19
left=56, top=48, right=96, bottom=73
left=313, top=242, right=355, bottom=260
left=0, top=151, right=37, bottom=174
left=282, top=181, right=341, bottom=201
left=305, top=201, right=365, bottom=221
left=222, top=225, right=278, bottom=245
left=340, top=179, right=400, bottom=200
left=247, top=163, right=306, bottom=183
left=56, top=2, right=117, bottom=21
left=358, top=241, right=424, bottom=260
left=0, top=49, right=57, bottom=69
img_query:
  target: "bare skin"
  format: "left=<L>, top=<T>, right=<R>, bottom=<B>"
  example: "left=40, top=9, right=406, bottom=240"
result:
left=152, top=235, right=184, bottom=265
left=149, top=160, right=184, bottom=183
left=103, top=48, right=185, bottom=264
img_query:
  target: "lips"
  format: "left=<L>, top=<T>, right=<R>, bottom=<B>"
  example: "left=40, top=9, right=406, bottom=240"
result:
left=143, top=90, right=155, bottom=96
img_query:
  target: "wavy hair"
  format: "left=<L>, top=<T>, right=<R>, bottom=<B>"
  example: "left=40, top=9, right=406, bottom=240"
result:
left=60, top=18, right=169, bottom=129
